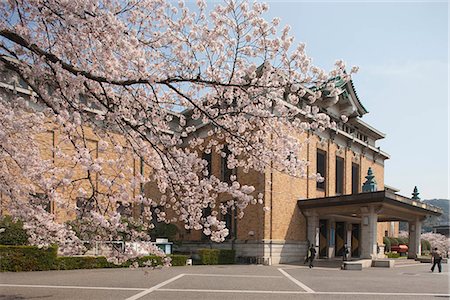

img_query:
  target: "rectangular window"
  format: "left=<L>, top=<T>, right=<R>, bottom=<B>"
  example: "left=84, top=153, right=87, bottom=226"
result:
left=140, top=157, right=145, bottom=193
left=76, top=197, right=94, bottom=217
left=316, top=150, right=326, bottom=190
left=352, top=163, right=360, bottom=194
left=335, top=156, right=344, bottom=195
left=221, top=146, right=235, bottom=183
left=223, top=210, right=233, bottom=240
left=202, top=152, right=212, bottom=178
left=201, top=206, right=212, bottom=240
left=116, top=201, right=131, bottom=217
left=220, top=201, right=238, bottom=241
left=31, top=193, right=51, bottom=213
left=148, top=205, right=165, bottom=240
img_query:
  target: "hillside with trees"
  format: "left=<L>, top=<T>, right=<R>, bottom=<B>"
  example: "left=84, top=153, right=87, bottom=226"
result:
left=400, top=199, right=449, bottom=232
left=422, top=199, right=449, bottom=232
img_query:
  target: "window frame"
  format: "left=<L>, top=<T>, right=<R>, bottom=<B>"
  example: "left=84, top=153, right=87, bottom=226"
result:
left=351, top=163, right=360, bottom=194
left=221, top=146, right=236, bottom=183
left=316, top=150, right=327, bottom=190
left=202, top=151, right=212, bottom=178
left=335, top=156, right=344, bottom=195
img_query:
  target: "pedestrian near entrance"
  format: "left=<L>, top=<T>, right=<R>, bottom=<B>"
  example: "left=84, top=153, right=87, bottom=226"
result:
left=343, top=244, right=350, bottom=261
left=431, top=247, right=442, bottom=273
left=305, top=244, right=316, bottom=268
left=303, top=243, right=311, bottom=264
left=303, top=252, right=309, bottom=265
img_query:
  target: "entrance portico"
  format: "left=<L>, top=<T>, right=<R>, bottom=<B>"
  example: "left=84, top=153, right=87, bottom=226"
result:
left=298, top=190, right=442, bottom=259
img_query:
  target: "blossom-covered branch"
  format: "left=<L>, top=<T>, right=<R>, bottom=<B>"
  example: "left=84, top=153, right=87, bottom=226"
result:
left=0, top=0, right=357, bottom=262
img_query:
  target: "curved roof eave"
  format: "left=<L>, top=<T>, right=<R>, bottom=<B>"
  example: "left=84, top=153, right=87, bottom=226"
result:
left=347, top=80, right=368, bottom=117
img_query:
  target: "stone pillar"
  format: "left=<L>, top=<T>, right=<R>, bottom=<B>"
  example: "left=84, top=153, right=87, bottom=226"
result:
left=360, top=206, right=378, bottom=259
left=390, top=222, right=395, bottom=236
left=346, top=223, right=352, bottom=257
left=328, top=218, right=335, bottom=258
left=408, top=217, right=422, bottom=259
left=346, top=223, right=352, bottom=246
left=305, top=211, right=319, bottom=256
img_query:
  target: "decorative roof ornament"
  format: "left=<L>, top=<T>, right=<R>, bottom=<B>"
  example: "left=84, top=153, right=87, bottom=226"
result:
left=411, top=186, right=420, bottom=200
left=362, top=167, right=377, bottom=192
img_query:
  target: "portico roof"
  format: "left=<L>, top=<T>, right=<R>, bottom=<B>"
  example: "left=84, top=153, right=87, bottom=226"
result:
left=297, top=191, right=442, bottom=222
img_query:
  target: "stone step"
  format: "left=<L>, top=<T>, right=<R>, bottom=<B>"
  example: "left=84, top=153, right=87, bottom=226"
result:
left=342, top=259, right=372, bottom=270
left=372, top=259, right=395, bottom=268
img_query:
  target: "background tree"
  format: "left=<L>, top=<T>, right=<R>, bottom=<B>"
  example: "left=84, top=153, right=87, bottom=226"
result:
left=421, top=232, right=449, bottom=258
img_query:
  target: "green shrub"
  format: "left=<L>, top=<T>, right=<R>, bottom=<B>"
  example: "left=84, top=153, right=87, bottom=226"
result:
left=396, top=237, right=408, bottom=246
left=56, top=254, right=187, bottom=270
left=218, top=249, right=235, bottom=264
left=421, top=239, right=431, bottom=253
left=0, top=245, right=57, bottom=271
left=168, top=254, right=188, bottom=266
left=383, top=236, right=391, bottom=252
left=127, top=255, right=163, bottom=267
left=199, top=249, right=235, bottom=265
left=1, top=244, right=187, bottom=271
left=199, top=249, right=219, bottom=265
left=386, top=252, right=400, bottom=258
left=56, top=256, right=116, bottom=270
left=388, top=237, right=399, bottom=246
left=0, top=216, right=29, bottom=245
left=123, top=254, right=187, bottom=267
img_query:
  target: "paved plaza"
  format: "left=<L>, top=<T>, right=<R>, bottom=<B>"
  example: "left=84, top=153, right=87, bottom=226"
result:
left=0, top=262, right=449, bottom=299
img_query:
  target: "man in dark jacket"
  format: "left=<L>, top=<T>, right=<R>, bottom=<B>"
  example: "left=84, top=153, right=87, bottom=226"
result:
left=343, top=244, right=350, bottom=261
left=307, top=244, right=316, bottom=268
left=431, top=247, right=442, bottom=273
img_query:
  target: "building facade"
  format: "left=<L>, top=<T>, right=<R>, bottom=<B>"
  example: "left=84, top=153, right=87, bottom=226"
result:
left=170, top=79, right=441, bottom=264
left=0, top=62, right=440, bottom=263
left=0, top=62, right=147, bottom=223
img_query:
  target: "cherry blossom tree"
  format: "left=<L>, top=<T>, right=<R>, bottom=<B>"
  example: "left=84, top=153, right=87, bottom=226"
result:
left=421, top=232, right=450, bottom=258
left=398, top=230, right=409, bottom=239
left=0, top=0, right=357, bottom=262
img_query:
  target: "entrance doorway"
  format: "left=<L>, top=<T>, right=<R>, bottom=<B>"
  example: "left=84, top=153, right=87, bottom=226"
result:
left=335, top=222, right=345, bottom=257
left=351, top=223, right=360, bottom=257
left=319, top=219, right=328, bottom=258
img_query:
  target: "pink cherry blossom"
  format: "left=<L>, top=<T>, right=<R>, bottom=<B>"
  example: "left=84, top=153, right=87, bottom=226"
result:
left=0, top=0, right=352, bottom=263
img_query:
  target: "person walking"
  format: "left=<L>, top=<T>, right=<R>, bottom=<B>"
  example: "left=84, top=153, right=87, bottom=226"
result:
left=343, top=244, right=350, bottom=261
left=307, top=244, right=316, bottom=268
left=431, top=247, right=442, bottom=273
left=303, top=249, right=310, bottom=265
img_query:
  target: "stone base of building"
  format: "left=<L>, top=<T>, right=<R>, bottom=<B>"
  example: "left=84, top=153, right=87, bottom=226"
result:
left=174, top=240, right=309, bottom=265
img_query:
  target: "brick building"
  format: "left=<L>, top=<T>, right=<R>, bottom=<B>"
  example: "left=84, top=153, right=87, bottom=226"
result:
left=169, top=78, right=441, bottom=264
left=0, top=61, right=147, bottom=223
left=0, top=62, right=440, bottom=264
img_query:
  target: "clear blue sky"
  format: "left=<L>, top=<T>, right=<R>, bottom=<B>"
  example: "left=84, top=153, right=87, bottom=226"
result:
left=261, top=1, right=448, bottom=200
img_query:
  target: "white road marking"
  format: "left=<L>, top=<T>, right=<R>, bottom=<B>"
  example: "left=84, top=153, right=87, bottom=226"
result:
left=158, top=288, right=306, bottom=294
left=279, top=266, right=341, bottom=271
left=316, top=291, right=450, bottom=296
left=395, top=264, right=423, bottom=268
left=157, top=288, right=450, bottom=297
left=277, top=268, right=315, bottom=293
left=1, top=282, right=448, bottom=298
left=125, top=273, right=185, bottom=300
left=184, top=273, right=283, bottom=278
left=0, top=283, right=145, bottom=291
